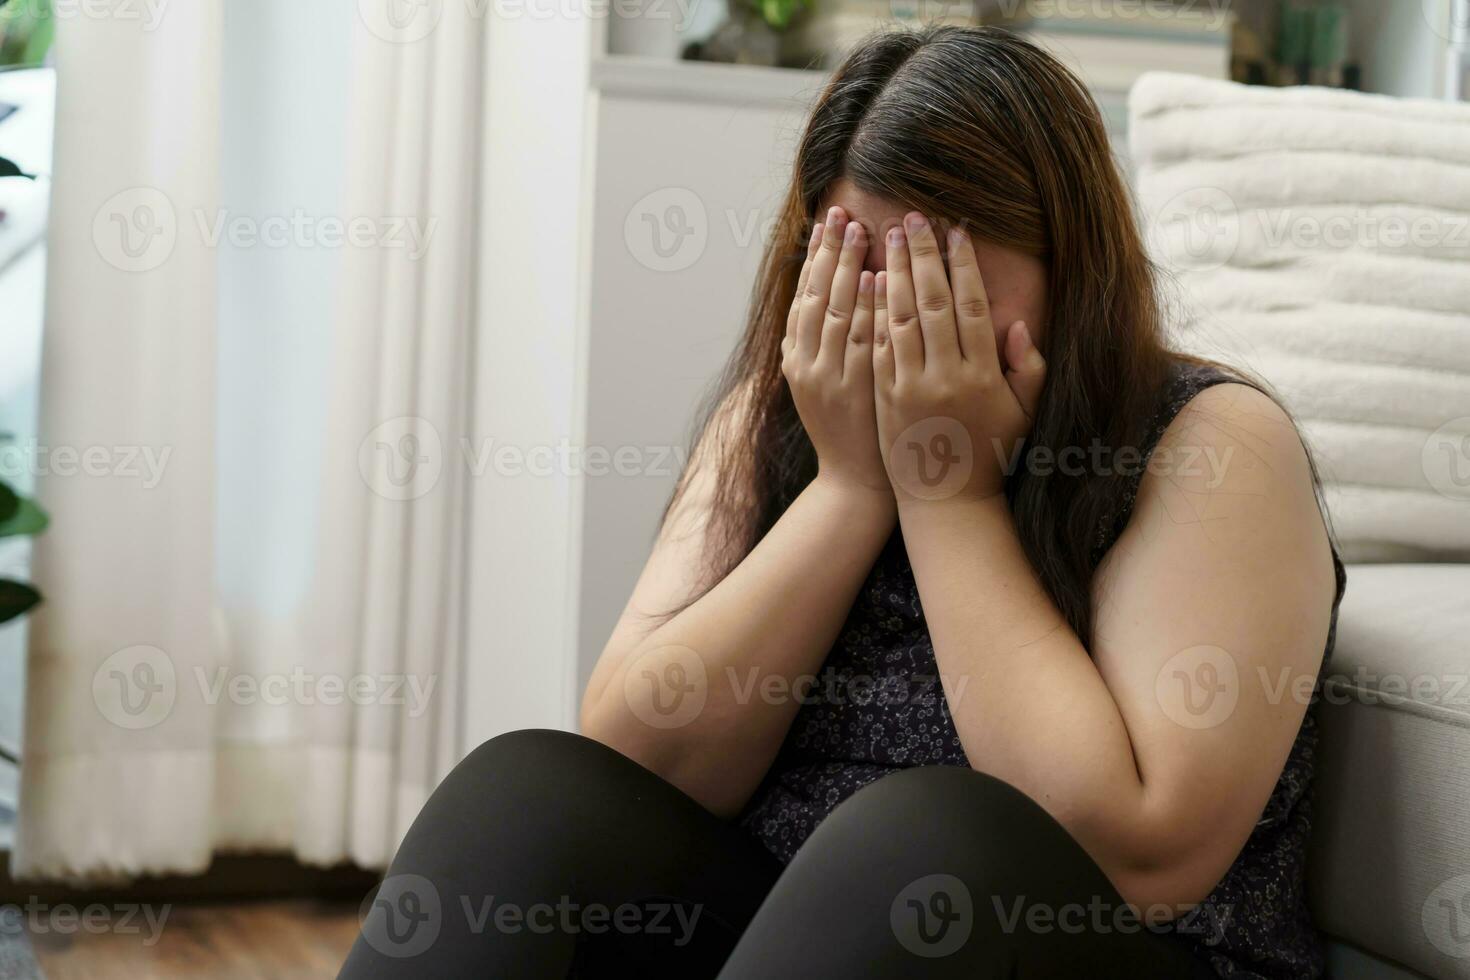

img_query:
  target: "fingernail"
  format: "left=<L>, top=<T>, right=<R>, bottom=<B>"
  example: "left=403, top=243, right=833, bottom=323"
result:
left=1016, top=321, right=1031, bottom=345
left=827, top=206, right=842, bottom=227
left=859, top=270, right=874, bottom=293
left=887, top=227, right=905, bottom=247
left=947, top=225, right=965, bottom=247
left=875, top=271, right=887, bottom=296
left=810, top=223, right=822, bottom=246
left=904, top=212, right=927, bottom=233
left=844, top=221, right=859, bottom=245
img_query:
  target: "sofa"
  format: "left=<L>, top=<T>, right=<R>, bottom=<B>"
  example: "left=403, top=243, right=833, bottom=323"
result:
left=1130, top=73, right=1470, bottom=979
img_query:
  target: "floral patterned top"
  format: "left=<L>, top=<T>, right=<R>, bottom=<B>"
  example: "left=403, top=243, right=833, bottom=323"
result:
left=740, top=361, right=1348, bottom=979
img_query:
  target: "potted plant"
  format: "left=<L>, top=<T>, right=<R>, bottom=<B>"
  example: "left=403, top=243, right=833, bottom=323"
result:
left=0, top=0, right=55, bottom=70
left=686, top=0, right=814, bottom=66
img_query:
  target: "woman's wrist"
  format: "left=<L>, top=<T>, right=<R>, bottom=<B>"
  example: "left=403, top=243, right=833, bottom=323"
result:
left=896, top=488, right=1015, bottom=537
left=808, top=469, right=898, bottom=522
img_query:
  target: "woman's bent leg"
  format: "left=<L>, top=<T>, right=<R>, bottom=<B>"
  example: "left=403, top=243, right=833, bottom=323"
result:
left=718, top=766, right=1216, bottom=979
left=338, top=729, right=782, bottom=980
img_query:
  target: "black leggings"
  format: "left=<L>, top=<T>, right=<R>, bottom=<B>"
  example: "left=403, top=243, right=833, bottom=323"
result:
left=339, top=730, right=1216, bottom=979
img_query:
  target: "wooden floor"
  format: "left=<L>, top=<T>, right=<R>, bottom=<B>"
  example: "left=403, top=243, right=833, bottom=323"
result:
left=27, top=898, right=361, bottom=980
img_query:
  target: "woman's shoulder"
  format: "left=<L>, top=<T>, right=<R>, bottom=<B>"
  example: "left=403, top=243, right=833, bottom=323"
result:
left=1140, top=359, right=1344, bottom=607
left=1112, top=357, right=1286, bottom=516
left=1147, top=358, right=1305, bottom=496
left=1151, top=357, right=1262, bottom=433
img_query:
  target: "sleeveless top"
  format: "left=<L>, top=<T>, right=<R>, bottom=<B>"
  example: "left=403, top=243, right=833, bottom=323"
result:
left=739, top=361, right=1349, bottom=979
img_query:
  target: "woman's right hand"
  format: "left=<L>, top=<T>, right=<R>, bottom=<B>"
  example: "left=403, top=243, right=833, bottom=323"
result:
left=782, top=206, right=892, bottom=497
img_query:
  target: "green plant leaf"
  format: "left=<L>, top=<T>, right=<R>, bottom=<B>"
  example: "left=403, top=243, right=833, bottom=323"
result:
left=0, top=495, right=48, bottom=538
left=0, top=579, right=41, bottom=625
left=19, top=7, right=54, bottom=66
left=757, top=0, right=809, bottom=30
left=0, top=481, right=18, bottom=524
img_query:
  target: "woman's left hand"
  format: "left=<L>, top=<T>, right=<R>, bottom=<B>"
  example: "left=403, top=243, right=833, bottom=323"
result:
left=873, top=212, right=1048, bottom=503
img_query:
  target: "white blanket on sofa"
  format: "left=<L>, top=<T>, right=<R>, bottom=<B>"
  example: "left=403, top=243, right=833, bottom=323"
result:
left=1128, top=72, right=1470, bottom=563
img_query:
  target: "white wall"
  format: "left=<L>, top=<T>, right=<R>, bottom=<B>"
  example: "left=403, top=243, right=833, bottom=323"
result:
left=1346, top=0, right=1452, bottom=98
left=462, top=16, right=598, bottom=744
left=574, top=63, right=820, bottom=695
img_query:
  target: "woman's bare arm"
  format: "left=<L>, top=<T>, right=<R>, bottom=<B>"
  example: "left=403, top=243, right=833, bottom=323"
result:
left=581, top=208, right=895, bottom=817
left=874, top=215, right=1337, bottom=915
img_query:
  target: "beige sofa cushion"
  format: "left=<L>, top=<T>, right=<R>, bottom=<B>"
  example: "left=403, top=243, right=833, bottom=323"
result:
left=1309, top=564, right=1470, bottom=978
left=1128, top=72, right=1470, bottom=564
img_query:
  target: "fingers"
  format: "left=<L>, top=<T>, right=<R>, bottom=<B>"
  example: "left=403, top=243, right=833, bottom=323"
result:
left=902, top=212, right=960, bottom=366
left=785, top=221, right=822, bottom=353
left=796, top=206, right=848, bottom=360
left=784, top=222, right=822, bottom=364
left=873, top=271, right=895, bottom=391
left=1004, top=320, right=1048, bottom=421
left=883, top=226, right=925, bottom=381
left=845, top=270, right=876, bottom=383
left=815, top=218, right=868, bottom=375
left=945, top=224, right=998, bottom=369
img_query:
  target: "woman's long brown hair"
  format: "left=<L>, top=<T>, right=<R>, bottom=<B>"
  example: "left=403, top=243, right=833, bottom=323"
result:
left=669, top=25, right=1206, bottom=647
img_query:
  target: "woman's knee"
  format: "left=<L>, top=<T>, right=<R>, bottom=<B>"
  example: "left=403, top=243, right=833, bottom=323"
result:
left=392, top=729, right=639, bottom=875
left=806, top=766, right=1089, bottom=892
left=429, top=728, right=634, bottom=817
left=784, top=767, right=1127, bottom=957
left=826, top=766, right=1054, bottom=843
left=458, top=727, right=606, bottom=776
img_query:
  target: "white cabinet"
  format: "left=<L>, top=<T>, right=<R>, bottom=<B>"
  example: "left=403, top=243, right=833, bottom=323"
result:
left=575, top=59, right=821, bottom=690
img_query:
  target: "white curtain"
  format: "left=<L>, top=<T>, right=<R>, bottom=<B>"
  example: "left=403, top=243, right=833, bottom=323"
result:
left=16, top=0, right=484, bottom=878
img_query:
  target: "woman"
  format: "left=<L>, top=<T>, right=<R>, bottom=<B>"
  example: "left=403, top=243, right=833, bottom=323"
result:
left=340, top=26, right=1344, bottom=979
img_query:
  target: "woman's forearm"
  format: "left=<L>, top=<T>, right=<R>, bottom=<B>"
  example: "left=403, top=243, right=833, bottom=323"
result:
left=896, top=419, right=1336, bottom=915
left=582, top=474, right=895, bottom=816
left=896, top=497, right=1150, bottom=858
left=868, top=216, right=1164, bottom=889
